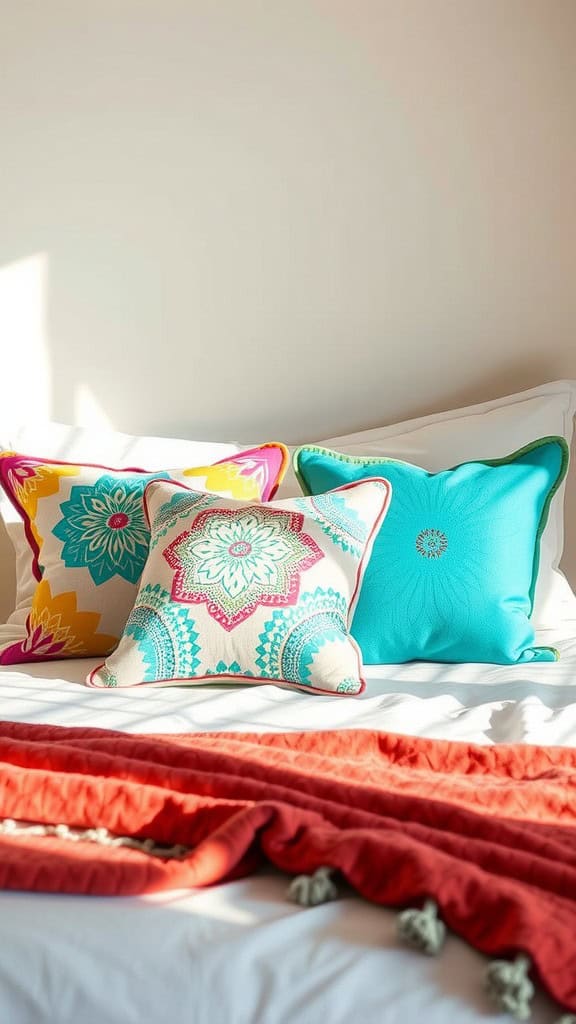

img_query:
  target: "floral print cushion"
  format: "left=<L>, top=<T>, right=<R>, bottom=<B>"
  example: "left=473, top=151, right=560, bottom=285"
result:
left=87, top=477, right=391, bottom=695
left=0, top=445, right=288, bottom=663
left=294, top=438, right=569, bottom=666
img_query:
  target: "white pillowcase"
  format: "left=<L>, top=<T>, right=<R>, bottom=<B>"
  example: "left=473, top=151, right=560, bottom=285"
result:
left=319, top=380, right=576, bottom=630
left=0, top=420, right=241, bottom=643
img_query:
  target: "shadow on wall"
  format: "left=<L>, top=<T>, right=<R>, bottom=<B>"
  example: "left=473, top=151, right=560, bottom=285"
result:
left=1, top=0, right=575, bottom=442
left=0, top=250, right=572, bottom=442
left=2, top=0, right=576, bottom=590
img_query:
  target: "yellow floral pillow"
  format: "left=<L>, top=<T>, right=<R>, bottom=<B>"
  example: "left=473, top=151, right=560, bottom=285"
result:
left=0, top=445, right=287, bottom=663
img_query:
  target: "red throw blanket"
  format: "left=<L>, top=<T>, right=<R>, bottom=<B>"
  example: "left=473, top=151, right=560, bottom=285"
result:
left=1, top=721, right=575, bottom=1011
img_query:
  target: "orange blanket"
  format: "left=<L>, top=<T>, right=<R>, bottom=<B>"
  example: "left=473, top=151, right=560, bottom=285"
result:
left=0, top=722, right=575, bottom=1011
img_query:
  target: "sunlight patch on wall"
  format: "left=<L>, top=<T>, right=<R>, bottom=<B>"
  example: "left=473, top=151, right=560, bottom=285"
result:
left=74, top=383, right=114, bottom=430
left=0, top=253, right=51, bottom=425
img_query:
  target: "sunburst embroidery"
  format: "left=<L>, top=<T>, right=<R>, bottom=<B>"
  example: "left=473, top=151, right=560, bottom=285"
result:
left=415, top=528, right=448, bottom=559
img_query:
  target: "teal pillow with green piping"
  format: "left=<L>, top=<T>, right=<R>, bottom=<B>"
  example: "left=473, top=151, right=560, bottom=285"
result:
left=293, top=437, right=569, bottom=665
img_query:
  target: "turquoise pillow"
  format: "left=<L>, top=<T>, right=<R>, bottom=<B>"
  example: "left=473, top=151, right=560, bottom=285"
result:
left=294, top=438, right=569, bottom=665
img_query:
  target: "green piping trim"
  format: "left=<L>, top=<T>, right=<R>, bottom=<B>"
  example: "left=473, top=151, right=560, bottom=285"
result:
left=547, top=647, right=561, bottom=662
left=293, top=436, right=570, bottom=615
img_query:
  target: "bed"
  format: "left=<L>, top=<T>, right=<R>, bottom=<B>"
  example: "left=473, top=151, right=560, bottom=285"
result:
left=1, top=383, right=576, bottom=1024
left=1, top=610, right=576, bottom=1024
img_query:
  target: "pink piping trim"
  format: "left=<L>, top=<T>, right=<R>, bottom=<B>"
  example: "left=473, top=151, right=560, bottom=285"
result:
left=86, top=666, right=366, bottom=697
left=347, top=476, right=393, bottom=620
left=143, top=476, right=193, bottom=530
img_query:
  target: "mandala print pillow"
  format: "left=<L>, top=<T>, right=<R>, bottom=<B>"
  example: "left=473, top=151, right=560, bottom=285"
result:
left=0, top=445, right=287, bottom=663
left=294, top=437, right=569, bottom=665
left=88, top=477, right=391, bottom=694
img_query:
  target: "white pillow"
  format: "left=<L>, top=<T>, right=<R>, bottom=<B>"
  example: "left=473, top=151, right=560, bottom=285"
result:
left=0, top=420, right=241, bottom=639
left=87, top=476, right=391, bottom=694
left=319, top=380, right=576, bottom=629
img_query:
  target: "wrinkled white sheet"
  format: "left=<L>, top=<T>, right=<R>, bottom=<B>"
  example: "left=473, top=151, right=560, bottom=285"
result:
left=1, top=624, right=576, bottom=744
left=1, top=625, right=575, bottom=1024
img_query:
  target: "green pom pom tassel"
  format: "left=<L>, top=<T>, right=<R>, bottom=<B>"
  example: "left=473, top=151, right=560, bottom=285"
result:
left=485, top=954, right=534, bottom=1021
left=397, top=899, right=446, bottom=955
left=288, top=866, right=338, bottom=907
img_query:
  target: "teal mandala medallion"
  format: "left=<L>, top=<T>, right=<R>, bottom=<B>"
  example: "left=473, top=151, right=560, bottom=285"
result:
left=125, top=583, right=200, bottom=681
left=53, top=473, right=168, bottom=585
left=256, top=587, right=352, bottom=687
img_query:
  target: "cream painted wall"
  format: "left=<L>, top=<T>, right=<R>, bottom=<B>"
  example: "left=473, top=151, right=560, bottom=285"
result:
left=1, top=0, right=575, bottom=588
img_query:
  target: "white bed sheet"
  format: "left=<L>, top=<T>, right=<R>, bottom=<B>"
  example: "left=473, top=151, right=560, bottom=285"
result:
left=2, top=623, right=576, bottom=745
left=1, top=625, right=576, bottom=1024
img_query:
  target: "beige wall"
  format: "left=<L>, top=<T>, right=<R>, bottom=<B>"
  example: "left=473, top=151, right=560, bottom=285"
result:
left=1, top=0, right=575, bottom=586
